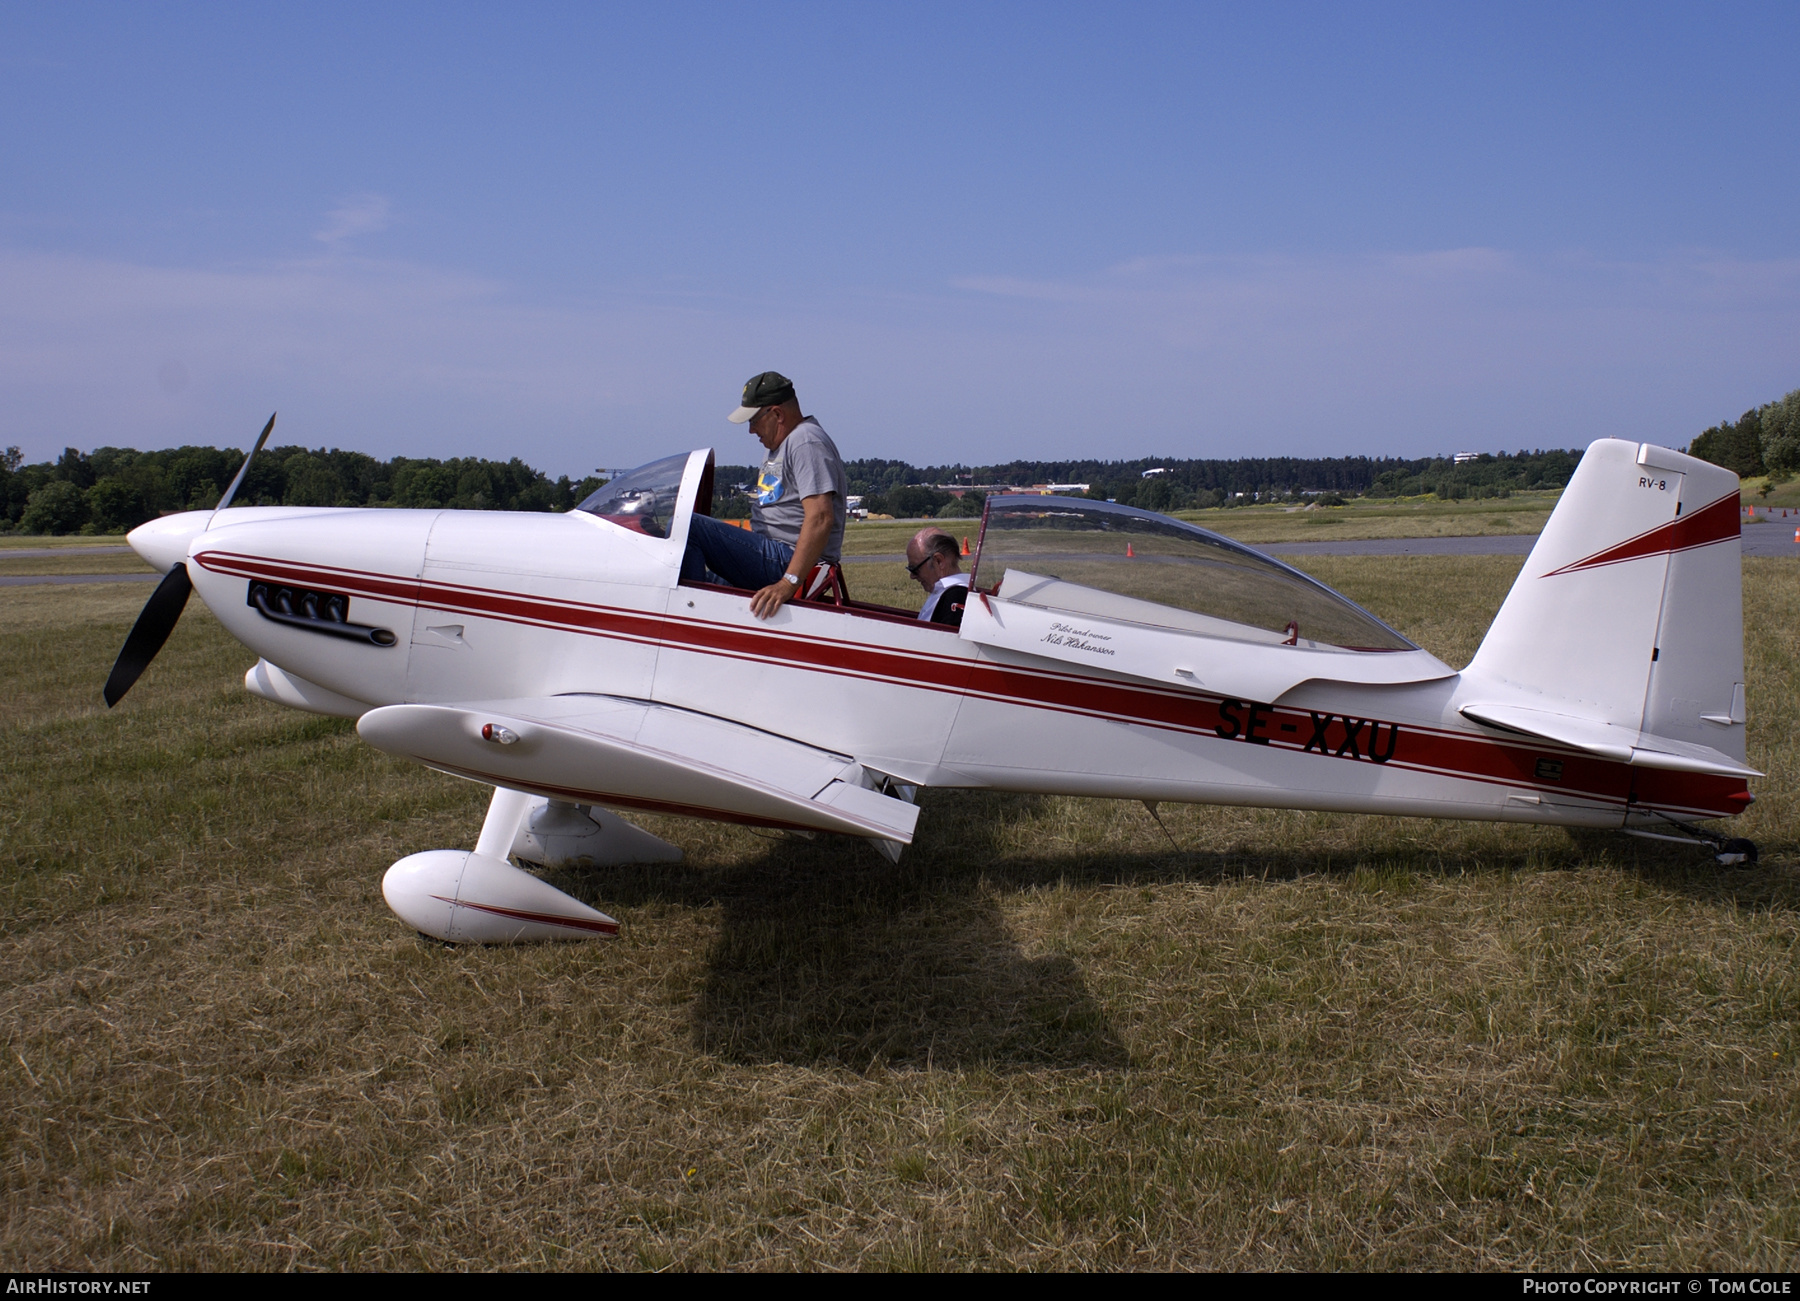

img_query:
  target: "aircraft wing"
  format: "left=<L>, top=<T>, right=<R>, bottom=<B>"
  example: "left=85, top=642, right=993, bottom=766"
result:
left=1458, top=702, right=1760, bottom=778
left=357, top=695, right=921, bottom=842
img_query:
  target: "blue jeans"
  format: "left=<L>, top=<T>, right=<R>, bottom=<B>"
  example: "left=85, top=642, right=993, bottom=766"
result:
left=682, top=515, right=794, bottom=589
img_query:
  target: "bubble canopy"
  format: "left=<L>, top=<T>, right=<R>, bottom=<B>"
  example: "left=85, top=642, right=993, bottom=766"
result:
left=574, top=453, right=691, bottom=539
left=971, top=496, right=1416, bottom=653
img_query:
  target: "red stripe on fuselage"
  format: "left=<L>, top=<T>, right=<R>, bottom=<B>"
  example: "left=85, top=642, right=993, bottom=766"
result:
left=194, top=550, right=1749, bottom=819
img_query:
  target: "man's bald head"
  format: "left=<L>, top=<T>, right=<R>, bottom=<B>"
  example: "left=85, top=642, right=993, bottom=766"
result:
left=905, top=527, right=962, bottom=592
left=906, top=527, right=960, bottom=565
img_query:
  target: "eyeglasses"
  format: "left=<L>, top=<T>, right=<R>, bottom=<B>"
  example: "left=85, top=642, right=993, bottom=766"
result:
left=906, top=554, right=937, bottom=578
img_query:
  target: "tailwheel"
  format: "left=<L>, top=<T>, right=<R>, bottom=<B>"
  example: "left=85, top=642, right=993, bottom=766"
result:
left=1626, top=816, right=1759, bottom=869
left=1715, top=838, right=1758, bottom=869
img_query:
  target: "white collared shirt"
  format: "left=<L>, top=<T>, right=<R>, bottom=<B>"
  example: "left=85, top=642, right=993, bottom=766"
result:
left=918, top=573, right=971, bottom=622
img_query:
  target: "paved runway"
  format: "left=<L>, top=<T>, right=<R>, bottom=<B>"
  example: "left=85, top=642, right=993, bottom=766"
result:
left=1737, top=528, right=1800, bottom=558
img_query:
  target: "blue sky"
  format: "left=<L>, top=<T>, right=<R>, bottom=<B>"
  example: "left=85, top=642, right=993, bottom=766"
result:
left=2, top=2, right=1796, bottom=475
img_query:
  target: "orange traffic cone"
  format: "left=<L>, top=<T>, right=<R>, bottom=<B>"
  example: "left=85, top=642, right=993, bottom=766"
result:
left=962, top=537, right=970, bottom=556
left=1126, top=542, right=1135, bottom=557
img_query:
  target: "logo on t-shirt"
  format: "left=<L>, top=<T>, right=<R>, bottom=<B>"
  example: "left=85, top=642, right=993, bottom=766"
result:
left=756, top=461, right=785, bottom=505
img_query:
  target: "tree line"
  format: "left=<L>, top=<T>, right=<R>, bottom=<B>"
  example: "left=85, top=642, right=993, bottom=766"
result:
left=0, top=444, right=606, bottom=535
left=727, top=448, right=1585, bottom=518
left=1684, top=387, right=1800, bottom=480
left=0, top=443, right=1592, bottom=535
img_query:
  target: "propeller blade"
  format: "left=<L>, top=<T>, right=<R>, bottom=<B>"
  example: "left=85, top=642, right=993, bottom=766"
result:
left=213, top=412, right=276, bottom=515
left=103, top=563, right=194, bottom=708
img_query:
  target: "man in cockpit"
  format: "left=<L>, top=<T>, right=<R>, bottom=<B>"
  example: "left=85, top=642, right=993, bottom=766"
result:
left=680, top=371, right=848, bottom=620
left=905, top=527, right=970, bottom=628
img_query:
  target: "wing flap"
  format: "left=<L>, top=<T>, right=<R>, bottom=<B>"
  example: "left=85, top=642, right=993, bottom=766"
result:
left=1459, top=702, right=1760, bottom=778
left=358, top=694, right=921, bottom=842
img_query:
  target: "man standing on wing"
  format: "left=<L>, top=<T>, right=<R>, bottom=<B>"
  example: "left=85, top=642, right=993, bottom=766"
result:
left=905, top=527, right=970, bottom=628
left=681, top=371, right=848, bottom=619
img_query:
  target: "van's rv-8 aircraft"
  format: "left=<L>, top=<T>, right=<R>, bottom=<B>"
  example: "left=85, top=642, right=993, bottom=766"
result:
left=106, top=425, right=1759, bottom=943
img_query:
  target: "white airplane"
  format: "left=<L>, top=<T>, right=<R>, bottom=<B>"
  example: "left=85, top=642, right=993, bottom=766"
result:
left=109, top=423, right=1759, bottom=943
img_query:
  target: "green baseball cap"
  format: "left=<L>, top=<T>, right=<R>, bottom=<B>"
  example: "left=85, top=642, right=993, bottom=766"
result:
left=728, top=370, right=797, bottom=423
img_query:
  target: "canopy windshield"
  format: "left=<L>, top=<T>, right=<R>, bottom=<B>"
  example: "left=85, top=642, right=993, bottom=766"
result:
left=971, top=497, right=1416, bottom=652
left=574, top=453, right=690, bottom=539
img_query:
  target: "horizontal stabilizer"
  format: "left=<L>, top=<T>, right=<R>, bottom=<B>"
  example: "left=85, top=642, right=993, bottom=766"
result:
left=358, top=694, right=921, bottom=842
left=1459, top=703, right=1760, bottom=778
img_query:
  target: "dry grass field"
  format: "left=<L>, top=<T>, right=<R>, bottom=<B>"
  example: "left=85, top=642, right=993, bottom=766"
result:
left=0, top=537, right=138, bottom=551
left=1741, top=477, right=1800, bottom=512
left=1181, top=494, right=1558, bottom=544
left=1, top=555, right=1797, bottom=1271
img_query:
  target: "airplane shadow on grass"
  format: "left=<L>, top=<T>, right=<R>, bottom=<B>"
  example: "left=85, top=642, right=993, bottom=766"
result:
left=551, top=792, right=1140, bottom=1072
left=551, top=791, right=1797, bottom=1072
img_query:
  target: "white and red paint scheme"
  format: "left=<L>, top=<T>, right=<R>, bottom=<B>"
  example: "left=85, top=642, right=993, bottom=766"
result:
left=123, top=437, right=1755, bottom=942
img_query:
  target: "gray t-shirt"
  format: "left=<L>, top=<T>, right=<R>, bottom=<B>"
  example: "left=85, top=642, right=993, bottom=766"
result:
left=751, top=417, right=847, bottom=565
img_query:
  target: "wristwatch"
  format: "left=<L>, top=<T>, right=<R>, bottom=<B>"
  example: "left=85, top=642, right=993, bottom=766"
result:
left=781, top=573, right=800, bottom=587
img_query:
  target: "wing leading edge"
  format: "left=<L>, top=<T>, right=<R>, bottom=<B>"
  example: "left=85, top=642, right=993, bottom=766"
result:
left=357, top=694, right=921, bottom=843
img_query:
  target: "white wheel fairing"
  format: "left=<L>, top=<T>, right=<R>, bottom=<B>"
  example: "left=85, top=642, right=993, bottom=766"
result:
left=382, top=850, right=618, bottom=943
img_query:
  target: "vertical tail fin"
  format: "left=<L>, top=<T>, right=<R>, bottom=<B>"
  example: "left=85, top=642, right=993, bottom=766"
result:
left=1465, top=438, right=1746, bottom=764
